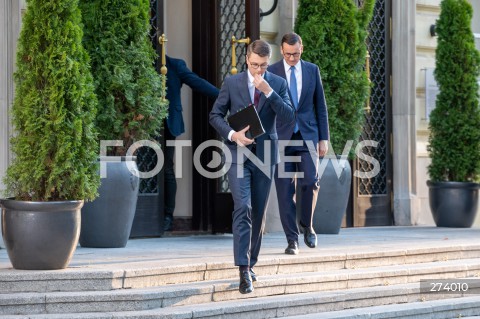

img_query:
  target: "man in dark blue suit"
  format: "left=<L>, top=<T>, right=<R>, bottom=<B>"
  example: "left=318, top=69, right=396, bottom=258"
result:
left=164, top=55, right=219, bottom=231
left=268, top=32, right=330, bottom=255
left=209, top=40, right=294, bottom=294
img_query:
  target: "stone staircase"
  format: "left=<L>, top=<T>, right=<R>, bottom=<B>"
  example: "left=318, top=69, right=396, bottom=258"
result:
left=0, top=241, right=479, bottom=318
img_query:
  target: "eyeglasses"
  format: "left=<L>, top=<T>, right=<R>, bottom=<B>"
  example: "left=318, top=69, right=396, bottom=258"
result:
left=283, top=52, right=301, bottom=59
left=250, top=62, right=269, bottom=69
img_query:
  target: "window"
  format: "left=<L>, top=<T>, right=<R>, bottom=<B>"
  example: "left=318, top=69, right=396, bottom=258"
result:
left=468, top=0, right=480, bottom=51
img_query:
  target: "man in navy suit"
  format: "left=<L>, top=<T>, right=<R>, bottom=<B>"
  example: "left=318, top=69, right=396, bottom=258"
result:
left=268, top=32, right=330, bottom=255
left=209, top=40, right=294, bottom=294
left=164, top=55, right=219, bottom=231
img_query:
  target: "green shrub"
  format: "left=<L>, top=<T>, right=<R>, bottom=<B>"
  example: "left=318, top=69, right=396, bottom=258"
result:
left=295, top=0, right=375, bottom=157
left=79, top=0, right=168, bottom=156
left=4, top=0, right=100, bottom=201
left=427, top=0, right=480, bottom=182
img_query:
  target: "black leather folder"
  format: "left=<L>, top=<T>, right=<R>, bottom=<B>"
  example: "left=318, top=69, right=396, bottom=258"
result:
left=227, top=104, right=265, bottom=139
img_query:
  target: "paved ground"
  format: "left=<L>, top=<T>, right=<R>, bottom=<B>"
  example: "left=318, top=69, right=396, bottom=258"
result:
left=1, top=226, right=478, bottom=273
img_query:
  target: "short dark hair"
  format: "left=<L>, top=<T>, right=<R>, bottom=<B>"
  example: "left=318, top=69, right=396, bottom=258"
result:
left=247, top=39, right=272, bottom=58
left=281, top=32, right=303, bottom=46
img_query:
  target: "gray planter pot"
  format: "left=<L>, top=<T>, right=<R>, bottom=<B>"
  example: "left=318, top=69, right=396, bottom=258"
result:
left=79, top=157, right=139, bottom=248
left=0, top=199, right=82, bottom=270
left=314, top=156, right=351, bottom=234
left=297, top=156, right=352, bottom=234
left=427, top=180, right=479, bottom=228
left=0, top=218, right=5, bottom=249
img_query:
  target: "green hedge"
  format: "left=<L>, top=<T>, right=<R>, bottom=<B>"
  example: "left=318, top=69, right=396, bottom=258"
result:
left=4, top=0, right=100, bottom=201
left=427, top=0, right=480, bottom=182
left=80, top=0, right=168, bottom=156
left=295, top=0, right=375, bottom=157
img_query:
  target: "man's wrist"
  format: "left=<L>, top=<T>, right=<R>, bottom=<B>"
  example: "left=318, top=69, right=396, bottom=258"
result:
left=228, top=130, right=235, bottom=141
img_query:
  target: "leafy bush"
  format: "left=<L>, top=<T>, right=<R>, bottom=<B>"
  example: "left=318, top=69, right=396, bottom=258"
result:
left=4, top=0, right=100, bottom=201
left=427, top=0, right=480, bottom=182
left=295, top=0, right=375, bottom=156
left=80, top=0, right=168, bottom=156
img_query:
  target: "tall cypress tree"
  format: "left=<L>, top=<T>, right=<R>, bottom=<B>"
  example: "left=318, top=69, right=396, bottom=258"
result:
left=295, top=0, right=375, bottom=156
left=80, top=0, right=168, bottom=156
left=4, top=0, right=100, bottom=201
left=428, top=0, right=480, bottom=182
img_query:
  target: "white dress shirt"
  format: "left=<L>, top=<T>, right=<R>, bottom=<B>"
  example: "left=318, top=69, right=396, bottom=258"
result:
left=283, top=59, right=302, bottom=103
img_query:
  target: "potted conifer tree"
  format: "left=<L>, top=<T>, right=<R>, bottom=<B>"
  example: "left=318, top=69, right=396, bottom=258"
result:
left=78, top=0, right=168, bottom=247
left=427, top=0, right=480, bottom=227
left=294, top=0, right=375, bottom=234
left=0, top=0, right=99, bottom=269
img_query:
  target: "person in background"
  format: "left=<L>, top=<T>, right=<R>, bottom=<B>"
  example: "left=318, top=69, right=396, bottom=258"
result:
left=163, top=55, right=219, bottom=231
left=268, top=32, right=330, bottom=255
left=209, top=39, right=294, bottom=294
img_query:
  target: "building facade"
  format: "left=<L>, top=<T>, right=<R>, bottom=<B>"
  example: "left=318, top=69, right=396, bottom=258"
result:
left=1, top=0, right=479, bottom=232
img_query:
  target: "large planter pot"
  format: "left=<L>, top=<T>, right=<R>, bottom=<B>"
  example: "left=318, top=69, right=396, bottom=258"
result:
left=0, top=218, right=5, bottom=249
left=314, top=156, right=352, bottom=234
left=297, top=156, right=351, bottom=234
left=427, top=180, right=479, bottom=228
left=0, top=199, right=82, bottom=270
left=79, top=156, right=139, bottom=248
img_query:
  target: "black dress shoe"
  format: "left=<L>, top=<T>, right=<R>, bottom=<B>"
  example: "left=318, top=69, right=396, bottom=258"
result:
left=239, top=270, right=254, bottom=294
left=302, top=225, right=317, bottom=248
left=285, top=240, right=299, bottom=255
left=250, top=268, right=257, bottom=282
left=163, top=215, right=173, bottom=231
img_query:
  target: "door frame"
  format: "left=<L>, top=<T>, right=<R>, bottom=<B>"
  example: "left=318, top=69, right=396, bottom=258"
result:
left=191, top=0, right=259, bottom=232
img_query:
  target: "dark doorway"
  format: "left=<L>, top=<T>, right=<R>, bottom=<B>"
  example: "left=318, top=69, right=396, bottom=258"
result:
left=191, top=0, right=260, bottom=233
left=351, top=0, right=394, bottom=227
left=130, top=0, right=165, bottom=237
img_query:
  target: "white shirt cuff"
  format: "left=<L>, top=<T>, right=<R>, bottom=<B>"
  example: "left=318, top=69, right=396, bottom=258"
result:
left=265, top=90, right=273, bottom=98
left=228, top=130, right=235, bottom=141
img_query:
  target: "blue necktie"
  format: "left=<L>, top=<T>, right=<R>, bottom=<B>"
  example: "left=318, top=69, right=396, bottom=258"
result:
left=290, top=66, right=299, bottom=133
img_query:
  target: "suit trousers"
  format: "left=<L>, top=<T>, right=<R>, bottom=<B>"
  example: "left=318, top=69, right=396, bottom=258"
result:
left=227, top=158, right=274, bottom=267
left=274, top=132, right=319, bottom=242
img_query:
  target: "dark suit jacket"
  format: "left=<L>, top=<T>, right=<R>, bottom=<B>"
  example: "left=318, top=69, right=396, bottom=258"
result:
left=166, top=56, right=219, bottom=137
left=209, top=71, right=294, bottom=165
left=268, top=60, right=329, bottom=145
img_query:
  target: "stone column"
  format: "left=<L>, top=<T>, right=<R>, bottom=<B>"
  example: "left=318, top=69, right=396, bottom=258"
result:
left=0, top=0, right=24, bottom=248
left=391, top=0, right=418, bottom=225
left=0, top=0, right=24, bottom=192
left=260, top=0, right=281, bottom=62
left=0, top=0, right=11, bottom=193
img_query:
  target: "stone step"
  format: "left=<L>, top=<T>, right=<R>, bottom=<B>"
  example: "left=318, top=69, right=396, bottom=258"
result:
left=1, top=258, right=479, bottom=316
left=283, top=296, right=480, bottom=319
left=3, top=285, right=480, bottom=319
left=1, top=244, right=479, bottom=293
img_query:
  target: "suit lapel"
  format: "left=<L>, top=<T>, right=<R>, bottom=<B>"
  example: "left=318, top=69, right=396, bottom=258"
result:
left=298, top=60, right=310, bottom=109
left=237, top=72, right=252, bottom=108
left=274, top=64, right=295, bottom=104
left=256, top=72, right=271, bottom=113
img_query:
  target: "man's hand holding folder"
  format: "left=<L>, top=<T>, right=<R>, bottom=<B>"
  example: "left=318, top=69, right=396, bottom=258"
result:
left=230, top=125, right=253, bottom=147
left=227, top=104, right=265, bottom=146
